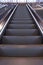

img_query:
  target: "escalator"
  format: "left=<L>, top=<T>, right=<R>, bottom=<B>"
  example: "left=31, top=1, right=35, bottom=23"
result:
left=0, top=4, right=43, bottom=65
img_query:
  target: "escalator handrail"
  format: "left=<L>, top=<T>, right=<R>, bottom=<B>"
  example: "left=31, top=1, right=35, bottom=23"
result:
left=0, top=4, right=18, bottom=39
left=26, top=4, right=43, bottom=36
left=0, top=7, right=12, bottom=20
left=0, top=5, right=12, bottom=19
left=28, top=4, right=42, bottom=23
left=0, top=9, right=12, bottom=24
left=0, top=6, right=9, bottom=15
left=0, top=6, right=15, bottom=22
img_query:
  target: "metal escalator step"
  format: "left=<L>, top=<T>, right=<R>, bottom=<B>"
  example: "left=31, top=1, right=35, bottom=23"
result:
left=8, top=24, right=36, bottom=29
left=14, top=12, right=32, bottom=18
left=11, top=18, right=32, bottom=21
left=0, top=45, right=43, bottom=57
left=13, top=16, right=32, bottom=19
left=2, top=36, right=42, bottom=44
left=14, top=5, right=32, bottom=19
left=6, top=29, right=39, bottom=36
left=10, top=20, right=34, bottom=24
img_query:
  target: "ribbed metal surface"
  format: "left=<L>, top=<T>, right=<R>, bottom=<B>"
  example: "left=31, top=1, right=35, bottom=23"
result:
left=6, top=29, right=39, bottom=36
left=1, top=4, right=42, bottom=58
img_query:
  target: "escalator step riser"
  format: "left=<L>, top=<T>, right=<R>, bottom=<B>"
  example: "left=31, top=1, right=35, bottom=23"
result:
left=11, top=19, right=32, bottom=21
left=8, top=24, right=36, bottom=29
left=0, top=45, right=43, bottom=57
left=10, top=20, right=34, bottom=24
left=2, top=36, right=42, bottom=44
left=6, top=29, right=39, bottom=36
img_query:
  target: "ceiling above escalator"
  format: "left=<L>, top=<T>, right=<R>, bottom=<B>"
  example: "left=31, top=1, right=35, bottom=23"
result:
left=0, top=0, right=36, bottom=3
left=0, top=0, right=43, bottom=3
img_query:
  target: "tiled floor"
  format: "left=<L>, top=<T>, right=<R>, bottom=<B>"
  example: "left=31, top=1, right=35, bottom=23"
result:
left=0, top=57, right=43, bottom=65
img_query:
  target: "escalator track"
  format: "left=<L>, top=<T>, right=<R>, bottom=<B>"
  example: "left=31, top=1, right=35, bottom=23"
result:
left=0, top=4, right=43, bottom=65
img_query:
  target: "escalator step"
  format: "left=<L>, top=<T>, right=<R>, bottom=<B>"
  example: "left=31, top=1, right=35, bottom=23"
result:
left=11, top=18, right=32, bottom=21
left=6, top=29, right=39, bottom=36
left=8, top=24, right=36, bottom=29
left=10, top=20, right=34, bottom=24
left=2, top=36, right=42, bottom=44
left=12, top=17, right=32, bottom=19
left=0, top=45, right=43, bottom=57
